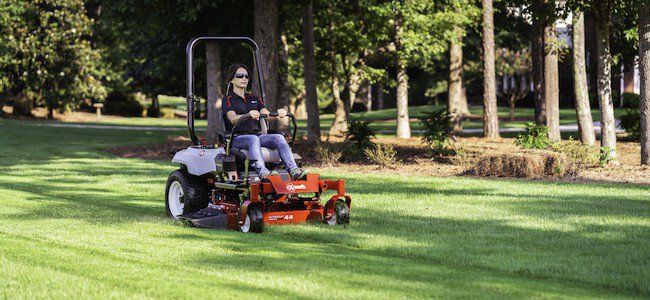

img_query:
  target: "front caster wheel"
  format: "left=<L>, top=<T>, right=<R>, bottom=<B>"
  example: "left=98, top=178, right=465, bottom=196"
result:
left=325, top=200, right=350, bottom=226
left=240, top=206, right=264, bottom=233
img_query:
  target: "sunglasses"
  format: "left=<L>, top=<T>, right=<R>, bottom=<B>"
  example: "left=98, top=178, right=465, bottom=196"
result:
left=234, top=73, right=249, bottom=79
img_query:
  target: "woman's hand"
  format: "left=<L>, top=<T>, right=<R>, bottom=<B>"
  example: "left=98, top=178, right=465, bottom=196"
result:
left=277, top=108, right=288, bottom=118
left=249, top=109, right=260, bottom=120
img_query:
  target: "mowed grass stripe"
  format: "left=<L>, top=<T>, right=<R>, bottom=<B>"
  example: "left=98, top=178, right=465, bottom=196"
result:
left=0, top=119, right=648, bottom=298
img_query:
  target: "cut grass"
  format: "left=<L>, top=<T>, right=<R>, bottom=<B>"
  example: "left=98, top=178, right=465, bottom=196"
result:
left=0, top=119, right=648, bottom=298
left=31, top=104, right=626, bottom=135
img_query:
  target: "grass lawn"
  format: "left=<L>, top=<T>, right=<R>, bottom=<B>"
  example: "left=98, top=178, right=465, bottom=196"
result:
left=39, top=103, right=627, bottom=135
left=0, top=119, right=648, bottom=298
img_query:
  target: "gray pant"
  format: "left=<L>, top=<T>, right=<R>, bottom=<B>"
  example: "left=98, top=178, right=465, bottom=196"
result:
left=232, top=134, right=298, bottom=174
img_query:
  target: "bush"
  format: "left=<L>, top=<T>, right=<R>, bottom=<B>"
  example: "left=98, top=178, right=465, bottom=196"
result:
left=344, top=115, right=375, bottom=150
left=147, top=105, right=161, bottom=118
left=621, top=92, right=640, bottom=108
left=419, top=108, right=453, bottom=155
left=313, top=143, right=342, bottom=166
left=104, top=90, right=143, bottom=117
left=515, top=123, right=550, bottom=149
left=619, top=109, right=640, bottom=139
left=599, top=146, right=615, bottom=165
left=364, top=144, right=399, bottom=168
left=549, top=139, right=599, bottom=177
left=12, top=93, right=33, bottom=117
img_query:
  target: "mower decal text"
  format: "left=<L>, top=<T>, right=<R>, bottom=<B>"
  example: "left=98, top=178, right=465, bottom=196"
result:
left=268, top=215, right=294, bottom=221
left=285, top=183, right=306, bottom=192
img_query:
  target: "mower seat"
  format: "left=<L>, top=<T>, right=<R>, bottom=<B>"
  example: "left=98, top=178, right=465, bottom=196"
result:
left=239, top=147, right=281, bottom=163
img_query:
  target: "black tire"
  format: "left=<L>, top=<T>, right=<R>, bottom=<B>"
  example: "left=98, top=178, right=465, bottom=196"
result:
left=240, top=205, right=264, bottom=233
left=325, top=200, right=350, bottom=225
left=165, top=169, right=210, bottom=219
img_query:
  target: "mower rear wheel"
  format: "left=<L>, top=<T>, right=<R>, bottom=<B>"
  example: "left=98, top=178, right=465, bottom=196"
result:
left=240, top=206, right=264, bottom=233
left=165, top=169, right=210, bottom=219
left=325, top=200, right=350, bottom=226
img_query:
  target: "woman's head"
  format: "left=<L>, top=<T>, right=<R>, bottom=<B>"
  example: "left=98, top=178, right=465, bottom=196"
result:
left=225, top=63, right=251, bottom=92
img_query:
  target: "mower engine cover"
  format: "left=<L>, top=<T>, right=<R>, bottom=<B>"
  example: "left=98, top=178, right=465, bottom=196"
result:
left=172, top=147, right=225, bottom=176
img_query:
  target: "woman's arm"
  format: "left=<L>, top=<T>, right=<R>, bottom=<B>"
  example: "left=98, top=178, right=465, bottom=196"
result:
left=226, top=110, right=260, bottom=124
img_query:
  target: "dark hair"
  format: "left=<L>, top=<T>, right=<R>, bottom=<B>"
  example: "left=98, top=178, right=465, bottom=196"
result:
left=225, top=63, right=251, bottom=83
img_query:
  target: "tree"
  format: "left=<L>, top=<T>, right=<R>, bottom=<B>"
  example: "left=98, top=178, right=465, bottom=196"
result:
left=448, top=32, right=464, bottom=132
left=302, top=0, right=320, bottom=143
left=205, top=43, right=223, bottom=144
left=254, top=0, right=280, bottom=112
left=593, top=0, right=619, bottom=161
left=544, top=16, right=560, bottom=141
left=0, top=0, right=106, bottom=118
left=640, top=1, right=650, bottom=165
left=482, top=0, right=500, bottom=138
left=531, top=0, right=547, bottom=125
left=495, top=48, right=531, bottom=121
left=394, top=1, right=411, bottom=139
left=571, top=10, right=595, bottom=146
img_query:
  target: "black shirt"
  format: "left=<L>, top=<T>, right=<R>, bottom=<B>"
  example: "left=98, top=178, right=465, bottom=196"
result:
left=222, top=92, right=266, bottom=134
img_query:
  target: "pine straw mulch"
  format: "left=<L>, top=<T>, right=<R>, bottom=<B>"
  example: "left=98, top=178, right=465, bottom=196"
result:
left=105, top=134, right=650, bottom=186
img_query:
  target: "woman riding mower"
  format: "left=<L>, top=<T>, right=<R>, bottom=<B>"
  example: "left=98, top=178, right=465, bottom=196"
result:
left=222, top=63, right=308, bottom=180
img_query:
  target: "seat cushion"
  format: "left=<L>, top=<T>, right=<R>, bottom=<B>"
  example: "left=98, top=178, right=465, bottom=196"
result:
left=240, top=147, right=281, bottom=163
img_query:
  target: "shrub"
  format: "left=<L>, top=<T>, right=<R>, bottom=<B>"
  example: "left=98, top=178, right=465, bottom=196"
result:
left=619, top=109, right=640, bottom=140
left=104, top=90, right=143, bottom=117
left=12, top=93, right=33, bottom=117
left=419, top=108, right=453, bottom=155
left=147, top=105, right=161, bottom=118
left=313, top=143, right=342, bottom=166
left=364, top=143, right=399, bottom=168
left=621, top=92, right=640, bottom=108
left=515, top=123, right=550, bottom=149
left=344, top=115, right=375, bottom=150
left=549, top=139, right=599, bottom=177
left=599, top=146, right=615, bottom=165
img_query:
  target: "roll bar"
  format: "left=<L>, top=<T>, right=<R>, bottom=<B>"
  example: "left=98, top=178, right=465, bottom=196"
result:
left=185, top=37, right=266, bottom=145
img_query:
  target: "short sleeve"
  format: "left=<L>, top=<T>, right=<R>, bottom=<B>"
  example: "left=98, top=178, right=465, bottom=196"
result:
left=223, top=95, right=235, bottom=113
left=256, top=95, right=266, bottom=110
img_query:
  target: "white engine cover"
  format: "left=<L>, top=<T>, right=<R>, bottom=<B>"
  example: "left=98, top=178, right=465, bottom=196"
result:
left=172, top=147, right=225, bottom=176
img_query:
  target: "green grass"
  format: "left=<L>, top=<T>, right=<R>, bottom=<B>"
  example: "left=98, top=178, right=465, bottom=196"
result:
left=50, top=103, right=626, bottom=136
left=0, top=119, right=648, bottom=298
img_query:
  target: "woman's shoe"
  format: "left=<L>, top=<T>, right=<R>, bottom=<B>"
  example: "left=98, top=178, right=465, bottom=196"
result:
left=290, top=168, right=309, bottom=180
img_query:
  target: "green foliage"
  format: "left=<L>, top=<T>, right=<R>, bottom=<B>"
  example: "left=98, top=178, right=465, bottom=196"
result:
left=619, top=109, right=640, bottom=140
left=419, top=108, right=453, bottom=155
left=549, top=139, right=599, bottom=177
left=599, top=146, right=615, bottom=165
left=0, top=0, right=106, bottom=113
left=621, top=92, right=640, bottom=108
left=104, top=91, right=143, bottom=117
left=364, top=143, right=400, bottom=168
left=344, top=115, right=376, bottom=150
left=515, top=123, right=550, bottom=149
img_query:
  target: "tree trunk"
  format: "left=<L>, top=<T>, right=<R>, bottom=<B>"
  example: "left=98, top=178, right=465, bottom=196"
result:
left=572, top=11, right=595, bottom=146
left=394, top=6, right=411, bottom=139
left=639, top=1, right=650, bottom=165
left=531, top=0, right=546, bottom=125
left=596, top=11, right=618, bottom=161
left=509, top=95, right=516, bottom=122
left=348, top=72, right=360, bottom=111
left=376, top=82, right=384, bottom=110
left=205, top=43, right=223, bottom=144
left=277, top=33, right=290, bottom=132
left=301, top=0, right=320, bottom=143
left=459, top=79, right=469, bottom=115
left=544, top=21, right=560, bottom=141
left=448, top=31, right=463, bottom=132
left=254, top=0, right=279, bottom=111
left=329, top=50, right=347, bottom=136
left=482, top=0, right=500, bottom=138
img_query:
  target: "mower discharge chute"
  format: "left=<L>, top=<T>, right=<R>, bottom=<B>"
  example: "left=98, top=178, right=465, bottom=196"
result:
left=164, top=37, right=352, bottom=233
